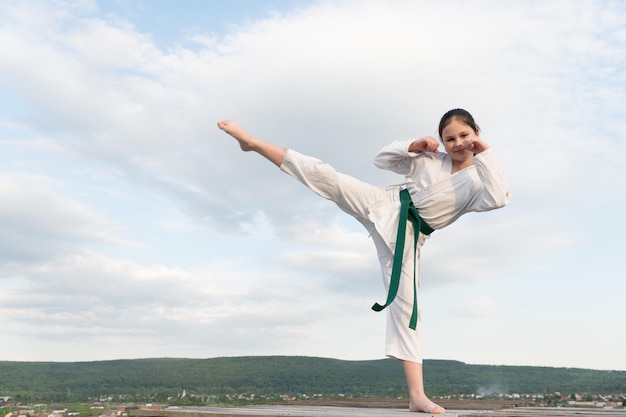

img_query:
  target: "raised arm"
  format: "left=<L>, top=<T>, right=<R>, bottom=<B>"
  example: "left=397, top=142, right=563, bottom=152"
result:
left=471, top=148, right=511, bottom=210
left=374, top=137, right=440, bottom=175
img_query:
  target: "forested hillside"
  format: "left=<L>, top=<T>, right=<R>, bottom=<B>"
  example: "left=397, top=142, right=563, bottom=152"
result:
left=1, top=356, right=624, bottom=402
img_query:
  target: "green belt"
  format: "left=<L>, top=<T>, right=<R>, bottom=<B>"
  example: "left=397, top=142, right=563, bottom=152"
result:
left=371, top=188, right=434, bottom=330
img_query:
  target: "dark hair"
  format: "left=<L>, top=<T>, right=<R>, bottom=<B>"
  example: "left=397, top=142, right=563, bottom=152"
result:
left=438, top=108, right=480, bottom=139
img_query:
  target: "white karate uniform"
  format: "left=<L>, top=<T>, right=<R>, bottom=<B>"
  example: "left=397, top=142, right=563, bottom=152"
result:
left=279, top=139, right=510, bottom=363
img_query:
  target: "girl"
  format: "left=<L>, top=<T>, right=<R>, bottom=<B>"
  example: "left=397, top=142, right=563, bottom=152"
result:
left=217, top=109, right=510, bottom=414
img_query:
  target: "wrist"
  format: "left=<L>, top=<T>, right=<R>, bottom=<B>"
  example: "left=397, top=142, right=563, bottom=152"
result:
left=408, top=141, right=422, bottom=153
left=473, top=145, right=490, bottom=154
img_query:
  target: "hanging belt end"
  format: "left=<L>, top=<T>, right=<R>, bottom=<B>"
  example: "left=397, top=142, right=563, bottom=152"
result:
left=371, top=302, right=386, bottom=312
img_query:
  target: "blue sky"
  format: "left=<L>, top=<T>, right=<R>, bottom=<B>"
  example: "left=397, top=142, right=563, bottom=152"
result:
left=98, top=0, right=314, bottom=46
left=0, top=0, right=625, bottom=373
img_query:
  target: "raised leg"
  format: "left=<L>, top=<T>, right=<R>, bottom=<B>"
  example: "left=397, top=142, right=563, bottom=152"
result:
left=217, top=120, right=286, bottom=167
left=402, top=360, right=445, bottom=414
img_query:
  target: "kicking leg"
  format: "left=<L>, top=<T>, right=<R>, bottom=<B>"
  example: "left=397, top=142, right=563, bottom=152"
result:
left=402, top=360, right=445, bottom=414
left=218, top=119, right=388, bottom=227
left=217, top=120, right=286, bottom=167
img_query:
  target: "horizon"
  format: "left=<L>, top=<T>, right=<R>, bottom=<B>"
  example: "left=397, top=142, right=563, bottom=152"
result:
left=1, top=355, right=624, bottom=373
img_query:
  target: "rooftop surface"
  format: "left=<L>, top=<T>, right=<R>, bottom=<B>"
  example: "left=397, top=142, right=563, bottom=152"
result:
left=130, top=405, right=626, bottom=417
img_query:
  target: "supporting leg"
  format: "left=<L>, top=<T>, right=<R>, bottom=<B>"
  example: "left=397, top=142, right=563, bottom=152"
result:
left=217, top=120, right=286, bottom=167
left=402, top=360, right=445, bottom=414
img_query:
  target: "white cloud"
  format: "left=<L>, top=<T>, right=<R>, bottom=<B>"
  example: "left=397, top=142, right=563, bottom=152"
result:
left=0, top=173, right=135, bottom=262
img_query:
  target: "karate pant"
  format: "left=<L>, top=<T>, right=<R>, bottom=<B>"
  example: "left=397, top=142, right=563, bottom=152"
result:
left=280, top=149, right=427, bottom=363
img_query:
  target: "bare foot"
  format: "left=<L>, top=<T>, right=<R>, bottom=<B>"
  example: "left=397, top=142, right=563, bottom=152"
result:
left=217, top=120, right=257, bottom=151
left=217, top=120, right=287, bottom=166
left=409, top=395, right=446, bottom=414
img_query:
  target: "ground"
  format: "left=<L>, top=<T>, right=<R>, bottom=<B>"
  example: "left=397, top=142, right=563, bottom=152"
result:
left=277, top=397, right=529, bottom=410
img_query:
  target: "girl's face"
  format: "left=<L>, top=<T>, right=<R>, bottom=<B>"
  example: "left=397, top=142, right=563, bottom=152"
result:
left=441, top=118, right=478, bottom=167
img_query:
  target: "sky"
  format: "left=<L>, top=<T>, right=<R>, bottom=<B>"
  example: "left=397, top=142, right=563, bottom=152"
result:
left=0, top=0, right=625, bottom=373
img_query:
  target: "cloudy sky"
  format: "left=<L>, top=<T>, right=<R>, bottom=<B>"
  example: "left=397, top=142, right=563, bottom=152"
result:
left=1, top=0, right=624, bottom=372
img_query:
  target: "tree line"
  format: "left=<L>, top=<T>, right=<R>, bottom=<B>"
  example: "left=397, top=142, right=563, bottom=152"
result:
left=1, top=356, right=624, bottom=403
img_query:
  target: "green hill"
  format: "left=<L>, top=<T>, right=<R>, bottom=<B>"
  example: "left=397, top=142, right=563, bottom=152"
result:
left=0, top=357, right=624, bottom=402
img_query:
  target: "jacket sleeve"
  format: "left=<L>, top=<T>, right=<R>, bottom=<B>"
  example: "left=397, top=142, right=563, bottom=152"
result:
left=471, top=148, right=511, bottom=210
left=373, top=139, right=420, bottom=175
